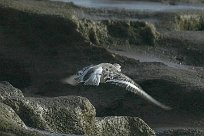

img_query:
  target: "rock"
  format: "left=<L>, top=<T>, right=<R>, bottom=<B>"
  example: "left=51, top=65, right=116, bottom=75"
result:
left=0, top=82, right=155, bottom=136
left=107, top=21, right=158, bottom=46
left=0, top=82, right=95, bottom=135
left=0, top=102, right=26, bottom=133
left=0, top=102, right=47, bottom=136
left=95, top=116, right=156, bottom=136
left=5, top=96, right=154, bottom=136
left=77, top=19, right=108, bottom=45
left=4, top=96, right=96, bottom=135
left=0, top=81, right=24, bottom=101
left=78, top=20, right=158, bottom=46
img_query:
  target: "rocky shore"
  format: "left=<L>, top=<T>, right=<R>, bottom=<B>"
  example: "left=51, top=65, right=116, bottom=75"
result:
left=0, top=0, right=204, bottom=135
left=0, top=81, right=155, bottom=135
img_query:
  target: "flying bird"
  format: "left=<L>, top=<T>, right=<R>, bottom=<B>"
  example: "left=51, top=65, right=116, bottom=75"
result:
left=62, top=63, right=171, bottom=110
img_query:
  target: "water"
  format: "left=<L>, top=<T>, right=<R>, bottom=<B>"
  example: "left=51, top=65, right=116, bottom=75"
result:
left=51, top=0, right=204, bottom=11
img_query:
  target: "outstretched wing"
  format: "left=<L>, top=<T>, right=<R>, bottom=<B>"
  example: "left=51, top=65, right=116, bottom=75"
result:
left=74, top=65, right=93, bottom=83
left=84, top=66, right=103, bottom=86
left=105, top=72, right=171, bottom=110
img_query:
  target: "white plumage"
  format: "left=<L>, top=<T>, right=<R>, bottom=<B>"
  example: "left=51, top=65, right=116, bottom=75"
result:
left=63, top=63, right=171, bottom=110
left=84, top=67, right=102, bottom=86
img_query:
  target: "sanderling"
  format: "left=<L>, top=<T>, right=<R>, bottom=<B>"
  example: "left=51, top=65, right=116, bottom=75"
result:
left=63, top=63, right=171, bottom=110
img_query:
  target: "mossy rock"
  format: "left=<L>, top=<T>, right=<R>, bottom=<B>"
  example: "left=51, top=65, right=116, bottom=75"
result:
left=175, top=14, right=204, bottom=31
left=78, top=20, right=159, bottom=47
left=106, top=20, right=159, bottom=46
left=77, top=19, right=108, bottom=44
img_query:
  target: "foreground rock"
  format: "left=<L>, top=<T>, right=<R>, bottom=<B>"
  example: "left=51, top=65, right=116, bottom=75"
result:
left=96, top=116, right=155, bottom=136
left=0, top=102, right=47, bottom=136
left=0, top=81, right=24, bottom=101
left=0, top=102, right=25, bottom=135
left=4, top=96, right=96, bottom=135
left=0, top=82, right=155, bottom=136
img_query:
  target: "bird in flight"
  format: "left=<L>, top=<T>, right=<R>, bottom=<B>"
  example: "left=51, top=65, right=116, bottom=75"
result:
left=62, top=63, right=171, bottom=110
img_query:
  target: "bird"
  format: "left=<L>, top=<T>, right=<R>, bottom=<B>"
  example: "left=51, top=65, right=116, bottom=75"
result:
left=62, top=63, right=171, bottom=110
